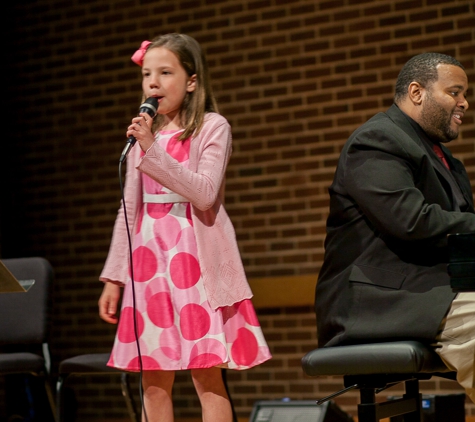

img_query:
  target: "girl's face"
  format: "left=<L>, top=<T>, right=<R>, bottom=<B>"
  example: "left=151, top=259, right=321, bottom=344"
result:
left=142, top=47, right=196, bottom=124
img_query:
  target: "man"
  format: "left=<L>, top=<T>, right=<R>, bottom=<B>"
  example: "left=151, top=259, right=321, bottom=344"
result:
left=315, top=53, right=475, bottom=399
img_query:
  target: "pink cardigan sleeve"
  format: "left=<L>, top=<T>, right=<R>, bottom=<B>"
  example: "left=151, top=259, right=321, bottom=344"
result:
left=137, top=113, right=232, bottom=210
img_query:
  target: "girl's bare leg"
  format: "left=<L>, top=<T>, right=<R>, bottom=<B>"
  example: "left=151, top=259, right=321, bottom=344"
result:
left=191, top=367, right=233, bottom=422
left=141, top=370, right=175, bottom=422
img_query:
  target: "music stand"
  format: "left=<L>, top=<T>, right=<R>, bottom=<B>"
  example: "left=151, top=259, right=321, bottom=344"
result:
left=0, top=260, right=35, bottom=293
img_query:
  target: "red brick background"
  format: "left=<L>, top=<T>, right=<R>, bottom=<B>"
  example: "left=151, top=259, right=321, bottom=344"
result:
left=1, top=0, right=474, bottom=420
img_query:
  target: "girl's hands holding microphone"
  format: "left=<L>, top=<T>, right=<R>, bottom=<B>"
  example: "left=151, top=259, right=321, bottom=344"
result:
left=127, top=112, right=155, bottom=152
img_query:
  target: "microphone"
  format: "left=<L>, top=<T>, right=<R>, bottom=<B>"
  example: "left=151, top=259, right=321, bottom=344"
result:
left=119, top=97, right=159, bottom=163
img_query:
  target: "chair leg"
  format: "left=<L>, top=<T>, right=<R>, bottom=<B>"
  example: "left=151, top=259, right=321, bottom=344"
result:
left=120, top=373, right=140, bottom=422
left=56, top=375, right=66, bottom=422
left=44, top=377, right=58, bottom=422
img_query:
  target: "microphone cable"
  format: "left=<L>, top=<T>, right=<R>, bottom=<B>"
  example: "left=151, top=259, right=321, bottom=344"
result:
left=118, top=97, right=157, bottom=421
left=118, top=159, right=149, bottom=422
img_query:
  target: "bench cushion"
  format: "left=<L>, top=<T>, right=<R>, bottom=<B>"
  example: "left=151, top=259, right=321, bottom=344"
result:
left=302, top=341, right=451, bottom=376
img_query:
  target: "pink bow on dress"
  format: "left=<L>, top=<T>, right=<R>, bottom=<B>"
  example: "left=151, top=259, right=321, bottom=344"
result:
left=131, top=41, right=152, bottom=66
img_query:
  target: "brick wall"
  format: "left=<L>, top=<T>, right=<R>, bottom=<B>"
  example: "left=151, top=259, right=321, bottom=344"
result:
left=1, top=0, right=474, bottom=420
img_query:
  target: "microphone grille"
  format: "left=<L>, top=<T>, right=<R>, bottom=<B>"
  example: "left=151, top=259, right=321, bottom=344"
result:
left=140, top=97, right=159, bottom=116
left=144, top=97, right=158, bottom=108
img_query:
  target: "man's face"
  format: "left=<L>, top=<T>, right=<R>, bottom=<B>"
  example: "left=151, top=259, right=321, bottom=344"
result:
left=418, top=64, right=469, bottom=143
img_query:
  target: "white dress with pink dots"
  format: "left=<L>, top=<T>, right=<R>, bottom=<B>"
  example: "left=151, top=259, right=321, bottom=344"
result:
left=108, top=130, right=271, bottom=371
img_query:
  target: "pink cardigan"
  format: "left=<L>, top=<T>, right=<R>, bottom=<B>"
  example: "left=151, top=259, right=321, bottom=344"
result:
left=100, top=113, right=253, bottom=309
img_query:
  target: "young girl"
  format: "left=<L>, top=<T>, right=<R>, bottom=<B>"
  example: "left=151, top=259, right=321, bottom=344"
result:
left=98, top=33, right=272, bottom=422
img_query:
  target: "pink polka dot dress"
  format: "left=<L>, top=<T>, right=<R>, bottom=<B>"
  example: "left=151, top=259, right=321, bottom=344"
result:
left=108, top=130, right=272, bottom=371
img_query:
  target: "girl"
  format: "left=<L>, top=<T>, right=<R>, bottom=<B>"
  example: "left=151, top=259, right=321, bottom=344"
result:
left=98, top=33, right=271, bottom=422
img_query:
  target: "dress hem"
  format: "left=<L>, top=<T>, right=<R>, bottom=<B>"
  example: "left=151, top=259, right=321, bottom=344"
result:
left=107, top=355, right=272, bottom=372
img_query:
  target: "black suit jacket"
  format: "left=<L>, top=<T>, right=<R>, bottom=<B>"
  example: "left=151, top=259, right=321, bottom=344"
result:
left=316, top=104, right=475, bottom=347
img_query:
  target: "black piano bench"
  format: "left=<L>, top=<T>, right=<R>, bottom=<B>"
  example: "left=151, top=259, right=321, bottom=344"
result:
left=301, top=340, right=457, bottom=422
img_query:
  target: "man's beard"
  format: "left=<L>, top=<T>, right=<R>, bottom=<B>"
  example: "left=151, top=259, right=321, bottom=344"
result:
left=419, top=91, right=459, bottom=143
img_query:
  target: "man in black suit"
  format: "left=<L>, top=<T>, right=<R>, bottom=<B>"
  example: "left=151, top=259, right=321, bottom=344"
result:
left=315, top=52, right=475, bottom=400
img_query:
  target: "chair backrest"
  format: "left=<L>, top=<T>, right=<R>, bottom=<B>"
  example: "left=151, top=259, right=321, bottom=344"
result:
left=0, top=257, right=53, bottom=345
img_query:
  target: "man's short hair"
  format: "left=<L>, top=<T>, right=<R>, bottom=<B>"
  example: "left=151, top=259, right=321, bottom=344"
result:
left=394, top=52, right=464, bottom=104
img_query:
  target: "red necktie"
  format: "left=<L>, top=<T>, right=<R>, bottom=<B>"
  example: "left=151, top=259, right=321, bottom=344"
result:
left=433, top=144, right=450, bottom=170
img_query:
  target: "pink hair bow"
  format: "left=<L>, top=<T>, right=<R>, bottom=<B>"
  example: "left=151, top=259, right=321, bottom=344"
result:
left=131, top=40, right=152, bottom=66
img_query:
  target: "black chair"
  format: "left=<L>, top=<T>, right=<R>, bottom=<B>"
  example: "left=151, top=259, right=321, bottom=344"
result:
left=0, top=257, right=56, bottom=420
left=56, top=352, right=139, bottom=422
left=301, top=340, right=456, bottom=422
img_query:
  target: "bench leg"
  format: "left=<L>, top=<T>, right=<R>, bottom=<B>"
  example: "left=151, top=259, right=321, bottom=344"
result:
left=402, top=379, right=422, bottom=422
left=357, top=380, right=422, bottom=422
left=358, top=388, right=378, bottom=422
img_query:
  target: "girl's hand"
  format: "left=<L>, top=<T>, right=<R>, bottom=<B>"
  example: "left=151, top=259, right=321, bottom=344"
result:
left=98, top=282, right=121, bottom=324
left=126, top=112, right=155, bottom=152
